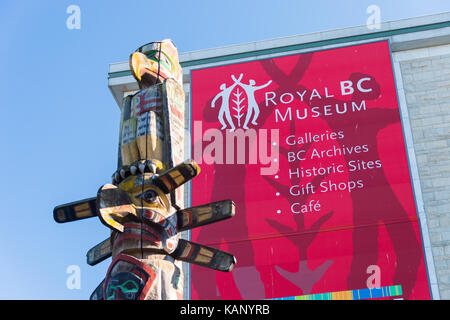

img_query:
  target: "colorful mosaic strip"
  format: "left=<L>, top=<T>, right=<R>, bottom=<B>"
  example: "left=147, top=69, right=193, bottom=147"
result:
left=270, top=285, right=403, bottom=300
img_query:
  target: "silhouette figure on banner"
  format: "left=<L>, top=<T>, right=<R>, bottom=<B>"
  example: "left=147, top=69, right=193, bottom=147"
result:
left=231, top=74, right=271, bottom=129
left=211, top=74, right=242, bottom=131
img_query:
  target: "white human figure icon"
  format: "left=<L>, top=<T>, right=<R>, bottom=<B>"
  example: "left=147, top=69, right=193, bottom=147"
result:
left=211, top=74, right=243, bottom=131
left=231, top=75, right=272, bottom=129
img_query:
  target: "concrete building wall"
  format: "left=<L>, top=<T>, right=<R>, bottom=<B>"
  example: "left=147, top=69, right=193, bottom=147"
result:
left=397, top=46, right=450, bottom=298
left=108, top=12, right=450, bottom=299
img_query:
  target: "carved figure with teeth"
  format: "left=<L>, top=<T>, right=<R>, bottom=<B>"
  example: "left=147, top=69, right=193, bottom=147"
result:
left=53, top=39, right=236, bottom=300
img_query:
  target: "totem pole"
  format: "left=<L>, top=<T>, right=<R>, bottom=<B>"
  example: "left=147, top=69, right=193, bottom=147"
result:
left=53, top=39, right=236, bottom=300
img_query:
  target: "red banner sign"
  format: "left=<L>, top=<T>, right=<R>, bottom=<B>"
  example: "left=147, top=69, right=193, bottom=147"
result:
left=190, top=40, right=431, bottom=300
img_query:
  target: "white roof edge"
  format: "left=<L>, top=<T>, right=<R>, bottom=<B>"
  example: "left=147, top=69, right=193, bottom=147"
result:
left=108, top=11, right=450, bottom=73
left=109, top=62, right=130, bottom=73
left=178, top=12, right=450, bottom=62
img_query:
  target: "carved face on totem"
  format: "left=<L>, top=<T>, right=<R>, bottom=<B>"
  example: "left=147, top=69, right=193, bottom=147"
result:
left=97, top=159, right=181, bottom=255
left=55, top=158, right=236, bottom=300
left=97, top=160, right=189, bottom=300
left=130, top=39, right=183, bottom=88
left=103, top=254, right=158, bottom=300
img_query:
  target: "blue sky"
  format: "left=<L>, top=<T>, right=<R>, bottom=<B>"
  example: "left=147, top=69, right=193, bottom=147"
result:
left=0, top=0, right=449, bottom=300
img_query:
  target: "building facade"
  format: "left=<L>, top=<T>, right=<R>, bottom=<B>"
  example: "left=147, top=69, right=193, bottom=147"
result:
left=108, top=13, right=450, bottom=300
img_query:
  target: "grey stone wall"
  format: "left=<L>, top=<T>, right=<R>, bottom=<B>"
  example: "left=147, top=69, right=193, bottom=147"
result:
left=400, top=53, right=450, bottom=299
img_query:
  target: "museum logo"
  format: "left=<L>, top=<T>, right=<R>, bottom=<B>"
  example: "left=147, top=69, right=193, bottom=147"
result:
left=210, top=73, right=272, bottom=131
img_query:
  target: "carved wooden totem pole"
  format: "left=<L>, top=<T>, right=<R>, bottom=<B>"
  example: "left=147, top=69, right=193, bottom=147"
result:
left=53, top=39, right=236, bottom=300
